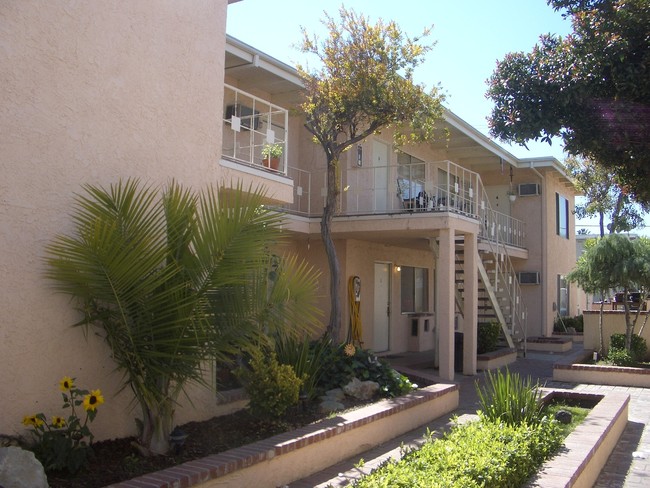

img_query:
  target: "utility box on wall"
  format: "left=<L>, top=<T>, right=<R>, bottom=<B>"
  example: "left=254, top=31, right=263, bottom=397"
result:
left=407, top=313, right=435, bottom=352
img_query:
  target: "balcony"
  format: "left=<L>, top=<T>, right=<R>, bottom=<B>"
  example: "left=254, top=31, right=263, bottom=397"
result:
left=283, top=159, right=526, bottom=249
left=222, top=84, right=289, bottom=175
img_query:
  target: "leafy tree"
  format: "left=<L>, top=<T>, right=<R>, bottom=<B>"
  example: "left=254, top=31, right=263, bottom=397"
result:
left=566, top=155, right=648, bottom=236
left=297, top=7, right=445, bottom=338
left=487, top=0, right=650, bottom=203
left=45, top=179, right=320, bottom=455
left=567, top=234, right=650, bottom=354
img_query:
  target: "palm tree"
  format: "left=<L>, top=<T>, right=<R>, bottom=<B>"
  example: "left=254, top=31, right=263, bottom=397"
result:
left=45, top=179, right=320, bottom=454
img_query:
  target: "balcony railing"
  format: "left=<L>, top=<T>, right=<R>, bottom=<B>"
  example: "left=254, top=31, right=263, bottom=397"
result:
left=222, top=84, right=289, bottom=175
left=283, top=159, right=526, bottom=249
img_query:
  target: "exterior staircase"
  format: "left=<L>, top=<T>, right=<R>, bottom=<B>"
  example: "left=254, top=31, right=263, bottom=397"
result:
left=452, top=197, right=527, bottom=351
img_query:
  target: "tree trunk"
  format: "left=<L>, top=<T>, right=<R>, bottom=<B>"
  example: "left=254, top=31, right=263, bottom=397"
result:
left=137, top=378, right=174, bottom=455
left=623, top=286, right=633, bottom=351
left=599, top=211, right=605, bottom=237
left=322, top=156, right=341, bottom=340
left=609, top=193, right=625, bottom=234
left=598, top=297, right=605, bottom=357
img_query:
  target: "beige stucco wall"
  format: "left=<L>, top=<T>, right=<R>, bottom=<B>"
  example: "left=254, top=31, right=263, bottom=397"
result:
left=542, top=172, right=579, bottom=334
left=583, top=310, right=650, bottom=359
left=470, top=165, right=578, bottom=338
left=1, top=1, right=229, bottom=440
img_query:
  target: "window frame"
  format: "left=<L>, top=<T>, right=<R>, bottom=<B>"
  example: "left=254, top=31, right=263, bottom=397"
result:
left=556, top=192, right=569, bottom=239
left=400, top=266, right=429, bottom=313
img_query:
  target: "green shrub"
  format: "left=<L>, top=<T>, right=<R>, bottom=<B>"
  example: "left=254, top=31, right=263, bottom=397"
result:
left=605, top=348, right=636, bottom=367
left=237, top=348, right=304, bottom=419
left=553, top=314, right=584, bottom=333
left=610, top=333, right=648, bottom=361
left=274, top=335, right=331, bottom=400
left=477, top=321, right=501, bottom=354
left=476, top=368, right=544, bottom=426
left=317, top=344, right=415, bottom=398
left=353, top=416, right=562, bottom=487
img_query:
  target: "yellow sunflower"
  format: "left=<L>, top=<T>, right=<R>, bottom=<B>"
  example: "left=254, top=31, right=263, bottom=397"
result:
left=22, top=415, right=43, bottom=428
left=83, top=389, right=104, bottom=411
left=51, top=416, right=66, bottom=428
left=59, top=376, right=74, bottom=392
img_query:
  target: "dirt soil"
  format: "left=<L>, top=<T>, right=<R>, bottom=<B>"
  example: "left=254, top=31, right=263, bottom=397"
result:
left=46, top=398, right=366, bottom=488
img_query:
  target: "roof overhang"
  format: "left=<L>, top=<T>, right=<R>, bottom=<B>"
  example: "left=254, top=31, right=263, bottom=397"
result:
left=224, top=35, right=576, bottom=188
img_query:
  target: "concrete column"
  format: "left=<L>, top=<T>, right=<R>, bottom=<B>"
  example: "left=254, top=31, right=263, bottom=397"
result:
left=437, top=228, right=455, bottom=381
left=463, top=232, right=478, bottom=375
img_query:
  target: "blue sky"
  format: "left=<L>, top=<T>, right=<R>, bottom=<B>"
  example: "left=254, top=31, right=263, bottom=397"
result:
left=227, top=0, right=572, bottom=160
left=226, top=1, right=646, bottom=235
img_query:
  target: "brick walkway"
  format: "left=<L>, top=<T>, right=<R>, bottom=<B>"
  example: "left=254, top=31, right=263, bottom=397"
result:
left=290, top=345, right=650, bottom=487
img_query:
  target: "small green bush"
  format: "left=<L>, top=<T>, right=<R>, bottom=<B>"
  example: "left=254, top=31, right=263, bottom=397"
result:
left=274, top=335, right=331, bottom=400
left=477, top=321, right=501, bottom=354
left=605, top=348, right=636, bottom=367
left=237, top=348, right=304, bottom=419
left=317, top=344, right=415, bottom=398
left=476, top=368, right=544, bottom=426
left=352, top=416, right=563, bottom=487
left=610, top=333, right=648, bottom=362
left=553, top=314, right=584, bottom=333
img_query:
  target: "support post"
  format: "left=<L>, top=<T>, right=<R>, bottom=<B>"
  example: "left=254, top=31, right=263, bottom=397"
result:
left=463, top=232, right=478, bottom=375
left=437, top=228, right=455, bottom=381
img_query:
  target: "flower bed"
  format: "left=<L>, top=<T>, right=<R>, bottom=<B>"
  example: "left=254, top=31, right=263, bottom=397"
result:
left=526, top=336, right=573, bottom=353
left=525, top=389, right=629, bottom=487
left=107, top=383, right=459, bottom=488
left=476, top=347, right=517, bottom=371
left=554, top=350, right=650, bottom=388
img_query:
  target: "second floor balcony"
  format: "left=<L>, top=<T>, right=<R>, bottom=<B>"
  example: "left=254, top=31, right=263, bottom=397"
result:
left=284, top=159, right=526, bottom=249
left=222, top=84, right=289, bottom=175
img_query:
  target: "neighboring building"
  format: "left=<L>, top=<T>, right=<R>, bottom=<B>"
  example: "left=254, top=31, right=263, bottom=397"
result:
left=223, top=36, right=579, bottom=380
left=0, top=2, right=578, bottom=441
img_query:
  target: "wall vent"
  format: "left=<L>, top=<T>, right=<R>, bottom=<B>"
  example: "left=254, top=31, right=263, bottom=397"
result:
left=518, top=183, right=541, bottom=196
left=517, top=271, right=541, bottom=285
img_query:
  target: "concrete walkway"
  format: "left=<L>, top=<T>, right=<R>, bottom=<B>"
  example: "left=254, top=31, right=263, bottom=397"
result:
left=290, top=345, right=650, bottom=487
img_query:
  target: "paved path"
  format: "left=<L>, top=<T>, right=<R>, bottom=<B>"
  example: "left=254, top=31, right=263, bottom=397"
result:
left=290, top=346, right=650, bottom=487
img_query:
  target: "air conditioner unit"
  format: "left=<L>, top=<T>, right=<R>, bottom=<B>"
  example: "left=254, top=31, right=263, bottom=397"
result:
left=225, top=103, right=260, bottom=130
left=517, top=271, right=541, bottom=285
left=518, top=183, right=541, bottom=196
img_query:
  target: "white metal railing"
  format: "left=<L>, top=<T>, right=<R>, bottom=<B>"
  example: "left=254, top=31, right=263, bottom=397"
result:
left=282, top=159, right=526, bottom=248
left=479, top=207, right=527, bottom=248
left=478, top=186, right=528, bottom=346
left=221, top=84, right=289, bottom=175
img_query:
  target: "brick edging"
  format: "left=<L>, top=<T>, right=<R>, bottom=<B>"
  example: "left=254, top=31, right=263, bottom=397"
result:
left=107, top=384, right=458, bottom=488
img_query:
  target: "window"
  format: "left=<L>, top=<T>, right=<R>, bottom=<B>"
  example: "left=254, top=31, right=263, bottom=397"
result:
left=556, top=193, right=569, bottom=238
left=557, top=274, right=569, bottom=317
left=397, top=151, right=425, bottom=200
left=401, top=266, right=429, bottom=313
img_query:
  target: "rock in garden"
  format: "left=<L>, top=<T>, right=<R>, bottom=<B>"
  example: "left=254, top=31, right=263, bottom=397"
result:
left=323, top=388, right=345, bottom=402
left=319, top=399, right=345, bottom=414
left=343, top=377, right=380, bottom=400
left=555, top=409, right=573, bottom=425
left=0, top=446, right=49, bottom=488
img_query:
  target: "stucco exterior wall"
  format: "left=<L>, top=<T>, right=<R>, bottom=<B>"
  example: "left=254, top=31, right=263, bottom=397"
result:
left=344, top=240, right=435, bottom=353
left=1, top=1, right=229, bottom=440
left=583, top=310, right=650, bottom=359
left=542, top=172, right=579, bottom=335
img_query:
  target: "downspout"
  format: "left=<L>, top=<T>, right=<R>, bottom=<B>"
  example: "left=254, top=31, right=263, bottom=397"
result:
left=530, top=162, right=547, bottom=338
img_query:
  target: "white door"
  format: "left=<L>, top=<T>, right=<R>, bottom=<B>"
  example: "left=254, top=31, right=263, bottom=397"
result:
left=373, top=263, right=390, bottom=352
left=372, top=140, right=389, bottom=212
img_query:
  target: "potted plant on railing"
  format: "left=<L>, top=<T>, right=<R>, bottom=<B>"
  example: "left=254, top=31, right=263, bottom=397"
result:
left=261, top=143, right=283, bottom=170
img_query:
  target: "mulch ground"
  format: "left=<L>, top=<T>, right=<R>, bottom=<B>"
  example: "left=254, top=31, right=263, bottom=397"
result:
left=46, top=398, right=364, bottom=488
